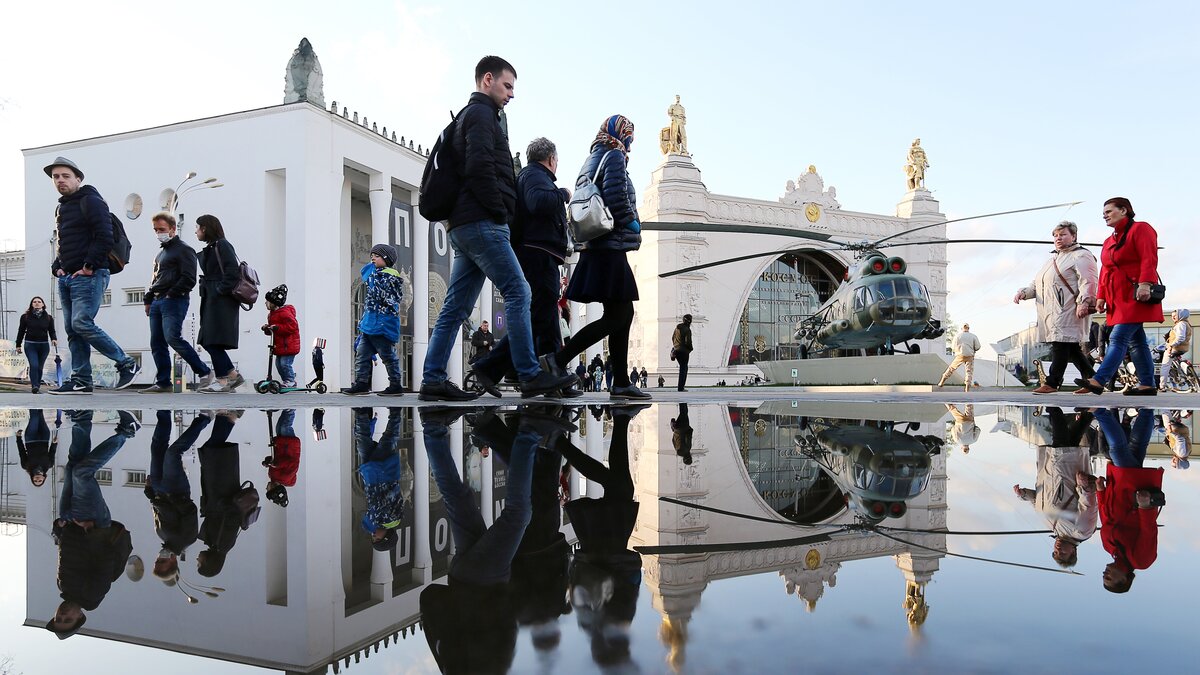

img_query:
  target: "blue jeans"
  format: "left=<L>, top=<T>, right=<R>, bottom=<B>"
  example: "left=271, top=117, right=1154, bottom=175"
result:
left=422, top=220, right=537, bottom=385
left=149, top=297, right=211, bottom=386
left=150, top=410, right=209, bottom=496
left=60, top=411, right=129, bottom=527
left=424, top=418, right=536, bottom=585
left=23, top=341, right=50, bottom=389
left=354, top=333, right=402, bottom=386
left=207, top=347, right=234, bottom=378
left=276, top=354, right=296, bottom=383
left=58, top=269, right=134, bottom=386
left=1094, top=407, right=1154, bottom=468
left=276, top=408, right=296, bottom=438
left=1093, top=323, right=1154, bottom=387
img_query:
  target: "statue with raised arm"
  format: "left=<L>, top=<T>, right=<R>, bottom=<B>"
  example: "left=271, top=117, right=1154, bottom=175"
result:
left=904, top=138, right=929, bottom=191
left=660, top=95, right=689, bottom=155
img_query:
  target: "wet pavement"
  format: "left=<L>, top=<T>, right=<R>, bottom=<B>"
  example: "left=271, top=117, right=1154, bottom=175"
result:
left=0, top=397, right=1193, bottom=674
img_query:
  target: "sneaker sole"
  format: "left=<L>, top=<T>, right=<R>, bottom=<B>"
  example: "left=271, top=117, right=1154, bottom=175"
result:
left=377, top=392, right=407, bottom=397
left=48, top=390, right=92, bottom=395
left=341, top=391, right=372, bottom=396
left=610, top=393, right=653, bottom=400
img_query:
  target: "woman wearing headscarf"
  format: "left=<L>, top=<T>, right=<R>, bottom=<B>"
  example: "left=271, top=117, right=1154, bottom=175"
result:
left=1013, top=221, right=1098, bottom=394
left=1075, top=197, right=1162, bottom=396
left=15, top=296, right=57, bottom=393
left=547, top=115, right=650, bottom=400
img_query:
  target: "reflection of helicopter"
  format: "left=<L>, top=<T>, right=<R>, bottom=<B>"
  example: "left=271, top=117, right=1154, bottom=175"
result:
left=794, top=418, right=942, bottom=523
left=644, top=201, right=1084, bottom=355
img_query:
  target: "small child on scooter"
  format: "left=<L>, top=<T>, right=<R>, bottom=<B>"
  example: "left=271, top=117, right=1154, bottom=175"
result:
left=262, top=285, right=301, bottom=388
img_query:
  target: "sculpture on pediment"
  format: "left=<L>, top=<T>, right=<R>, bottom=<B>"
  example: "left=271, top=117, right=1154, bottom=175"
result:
left=780, top=164, right=841, bottom=210
left=659, top=95, right=689, bottom=155
left=283, top=38, right=325, bottom=107
left=904, top=138, right=929, bottom=191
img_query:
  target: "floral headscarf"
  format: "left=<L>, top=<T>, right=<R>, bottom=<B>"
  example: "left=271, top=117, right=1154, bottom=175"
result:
left=592, top=114, right=635, bottom=154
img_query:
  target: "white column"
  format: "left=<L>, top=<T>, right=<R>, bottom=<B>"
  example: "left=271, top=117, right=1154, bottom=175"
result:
left=585, top=417, right=606, bottom=497
left=412, top=422, right=431, bottom=578
left=481, top=450, right=494, bottom=526
left=412, top=209, right=430, bottom=387
left=368, top=174, right=393, bottom=389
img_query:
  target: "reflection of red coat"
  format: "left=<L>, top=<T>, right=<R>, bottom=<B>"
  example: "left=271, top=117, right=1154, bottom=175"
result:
left=267, top=305, right=301, bottom=356
left=1098, top=464, right=1162, bottom=571
left=267, top=436, right=301, bottom=487
left=1096, top=219, right=1163, bottom=325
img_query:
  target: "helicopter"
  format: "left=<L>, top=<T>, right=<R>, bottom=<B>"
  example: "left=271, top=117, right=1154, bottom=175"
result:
left=642, top=201, right=1088, bottom=356
left=795, top=417, right=943, bottom=524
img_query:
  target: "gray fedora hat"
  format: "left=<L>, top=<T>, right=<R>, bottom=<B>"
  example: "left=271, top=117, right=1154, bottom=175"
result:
left=43, top=156, right=84, bottom=180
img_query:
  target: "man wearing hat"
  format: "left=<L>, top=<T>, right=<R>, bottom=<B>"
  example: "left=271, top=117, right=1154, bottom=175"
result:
left=45, top=157, right=140, bottom=394
left=341, top=244, right=407, bottom=395
left=937, top=322, right=982, bottom=392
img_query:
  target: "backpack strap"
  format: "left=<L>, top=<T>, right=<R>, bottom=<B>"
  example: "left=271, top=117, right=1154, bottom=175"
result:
left=592, top=150, right=615, bottom=184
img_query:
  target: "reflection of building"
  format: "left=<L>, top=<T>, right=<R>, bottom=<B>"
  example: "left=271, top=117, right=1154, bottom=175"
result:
left=636, top=146, right=948, bottom=384
left=631, top=403, right=949, bottom=668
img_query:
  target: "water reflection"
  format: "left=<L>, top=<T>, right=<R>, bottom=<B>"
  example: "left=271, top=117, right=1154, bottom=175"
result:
left=0, top=402, right=1194, bottom=672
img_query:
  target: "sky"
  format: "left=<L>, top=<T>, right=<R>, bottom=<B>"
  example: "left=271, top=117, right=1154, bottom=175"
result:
left=2, top=0, right=1197, bottom=357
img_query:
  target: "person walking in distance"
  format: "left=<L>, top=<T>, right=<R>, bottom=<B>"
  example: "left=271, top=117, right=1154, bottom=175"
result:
left=418, top=55, right=575, bottom=401
left=45, top=157, right=141, bottom=394
left=938, top=323, right=982, bottom=391
left=16, top=296, right=57, bottom=393
left=672, top=314, right=694, bottom=391
left=141, top=211, right=214, bottom=393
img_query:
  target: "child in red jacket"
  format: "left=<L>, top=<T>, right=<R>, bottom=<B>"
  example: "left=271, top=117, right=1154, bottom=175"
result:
left=261, top=285, right=301, bottom=387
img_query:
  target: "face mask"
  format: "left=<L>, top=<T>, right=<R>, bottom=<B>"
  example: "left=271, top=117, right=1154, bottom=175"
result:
left=157, top=232, right=172, bottom=244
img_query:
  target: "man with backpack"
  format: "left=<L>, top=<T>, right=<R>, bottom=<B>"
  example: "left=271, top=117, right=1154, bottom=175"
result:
left=417, top=56, right=576, bottom=401
left=45, top=157, right=140, bottom=394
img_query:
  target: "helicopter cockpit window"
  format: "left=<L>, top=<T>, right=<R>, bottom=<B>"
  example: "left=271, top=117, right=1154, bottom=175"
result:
left=854, top=287, right=869, bottom=310
left=876, top=280, right=896, bottom=299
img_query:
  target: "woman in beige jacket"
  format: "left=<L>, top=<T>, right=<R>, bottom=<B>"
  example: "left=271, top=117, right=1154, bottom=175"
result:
left=1014, top=221, right=1099, bottom=394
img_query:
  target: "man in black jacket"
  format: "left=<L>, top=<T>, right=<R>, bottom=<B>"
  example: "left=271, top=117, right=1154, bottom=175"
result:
left=140, top=212, right=214, bottom=393
left=45, top=157, right=140, bottom=394
left=470, top=320, right=495, bottom=361
left=419, top=56, right=575, bottom=402
left=469, top=137, right=581, bottom=398
left=672, top=314, right=694, bottom=391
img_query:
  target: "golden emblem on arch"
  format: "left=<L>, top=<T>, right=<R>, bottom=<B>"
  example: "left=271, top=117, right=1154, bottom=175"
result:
left=805, top=548, right=821, bottom=570
left=753, top=418, right=768, bottom=436
left=805, top=203, right=821, bottom=223
left=753, top=335, right=768, bottom=353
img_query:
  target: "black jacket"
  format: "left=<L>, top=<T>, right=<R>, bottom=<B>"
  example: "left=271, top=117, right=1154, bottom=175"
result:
left=513, top=162, right=569, bottom=260
left=56, top=522, right=132, bottom=611
left=576, top=147, right=641, bottom=252
left=146, top=236, right=199, bottom=303
left=16, top=311, right=56, bottom=347
left=449, top=92, right=517, bottom=229
left=197, top=238, right=241, bottom=349
left=53, top=185, right=114, bottom=275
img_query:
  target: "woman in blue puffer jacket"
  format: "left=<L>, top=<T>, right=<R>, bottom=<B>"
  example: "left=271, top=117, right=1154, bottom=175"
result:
left=548, top=115, right=650, bottom=400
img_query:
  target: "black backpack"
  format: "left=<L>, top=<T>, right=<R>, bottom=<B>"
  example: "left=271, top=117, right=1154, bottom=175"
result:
left=79, top=197, right=132, bottom=274
left=418, top=108, right=465, bottom=222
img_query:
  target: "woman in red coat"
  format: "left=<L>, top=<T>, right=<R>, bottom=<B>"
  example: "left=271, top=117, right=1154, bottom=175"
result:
left=1075, top=197, right=1162, bottom=396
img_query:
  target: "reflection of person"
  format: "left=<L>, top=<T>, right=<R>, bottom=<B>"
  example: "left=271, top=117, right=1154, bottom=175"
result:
left=148, top=410, right=209, bottom=579
left=197, top=411, right=251, bottom=576
left=937, top=324, right=981, bottom=391
left=264, top=409, right=301, bottom=507
left=17, top=408, right=57, bottom=486
left=419, top=406, right=538, bottom=673
left=16, top=296, right=57, bottom=393
left=46, top=409, right=139, bottom=639
left=557, top=405, right=646, bottom=669
left=1076, top=197, right=1162, bottom=397
left=672, top=403, right=694, bottom=465
left=945, top=403, right=979, bottom=453
left=1013, top=407, right=1097, bottom=567
left=1014, top=221, right=1098, bottom=394
left=1163, top=413, right=1190, bottom=469
left=353, top=407, right=404, bottom=550
left=1085, top=408, right=1163, bottom=593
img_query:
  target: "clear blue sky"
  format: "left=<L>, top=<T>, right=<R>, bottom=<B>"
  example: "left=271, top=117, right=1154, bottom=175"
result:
left=2, top=0, right=1196, bottom=352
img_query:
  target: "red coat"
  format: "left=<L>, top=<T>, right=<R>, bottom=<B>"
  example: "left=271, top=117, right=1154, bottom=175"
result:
left=1096, top=219, right=1163, bottom=325
left=267, top=436, right=301, bottom=487
left=1097, top=463, right=1162, bottom=571
left=267, top=305, right=301, bottom=356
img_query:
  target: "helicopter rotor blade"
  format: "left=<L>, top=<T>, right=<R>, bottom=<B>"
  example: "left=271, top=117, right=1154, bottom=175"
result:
left=880, top=238, right=1105, bottom=249
left=871, top=201, right=1083, bottom=247
left=658, top=245, right=812, bottom=278
left=641, top=221, right=836, bottom=243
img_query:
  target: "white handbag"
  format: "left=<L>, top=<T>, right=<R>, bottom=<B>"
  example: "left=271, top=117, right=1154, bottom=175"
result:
left=568, top=150, right=615, bottom=244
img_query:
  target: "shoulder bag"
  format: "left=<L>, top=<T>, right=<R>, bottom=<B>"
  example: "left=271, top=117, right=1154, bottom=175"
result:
left=568, top=150, right=615, bottom=244
left=1110, top=223, right=1165, bottom=304
left=213, top=241, right=261, bottom=310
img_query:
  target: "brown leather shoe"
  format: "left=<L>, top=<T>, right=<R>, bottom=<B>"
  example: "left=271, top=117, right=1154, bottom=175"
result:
left=1032, top=385, right=1057, bottom=394
left=1072, top=387, right=1092, bottom=395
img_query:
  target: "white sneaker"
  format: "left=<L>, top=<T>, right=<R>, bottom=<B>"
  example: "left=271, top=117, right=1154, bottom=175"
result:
left=199, top=380, right=230, bottom=394
left=196, top=372, right=216, bottom=389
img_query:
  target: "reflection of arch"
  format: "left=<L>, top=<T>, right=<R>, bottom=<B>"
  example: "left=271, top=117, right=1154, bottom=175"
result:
left=727, top=248, right=848, bottom=365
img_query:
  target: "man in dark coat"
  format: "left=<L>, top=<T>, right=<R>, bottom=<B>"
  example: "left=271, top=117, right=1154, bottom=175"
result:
left=470, top=320, right=495, bottom=361
left=468, top=137, right=581, bottom=399
left=45, top=157, right=141, bottom=394
left=142, top=211, right=213, bottom=393
left=419, top=56, right=575, bottom=402
left=147, top=410, right=209, bottom=575
left=672, top=314, right=695, bottom=391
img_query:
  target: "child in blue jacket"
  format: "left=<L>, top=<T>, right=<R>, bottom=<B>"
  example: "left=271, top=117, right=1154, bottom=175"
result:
left=342, top=244, right=406, bottom=396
